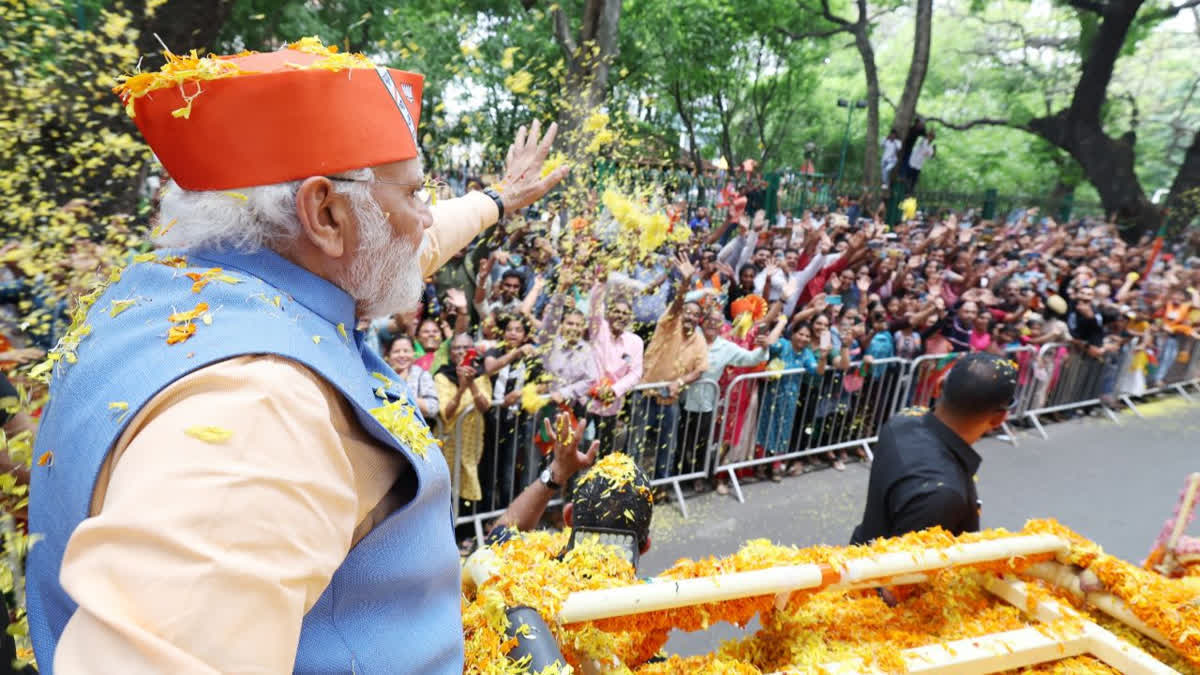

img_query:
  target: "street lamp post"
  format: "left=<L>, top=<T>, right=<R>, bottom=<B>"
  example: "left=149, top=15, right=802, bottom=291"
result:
left=835, top=98, right=867, bottom=187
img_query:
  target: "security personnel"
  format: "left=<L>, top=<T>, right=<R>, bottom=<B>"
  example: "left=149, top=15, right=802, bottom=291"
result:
left=851, top=353, right=1018, bottom=544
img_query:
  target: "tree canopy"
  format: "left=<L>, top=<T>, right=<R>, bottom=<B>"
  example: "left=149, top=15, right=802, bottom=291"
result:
left=2, top=0, right=1197, bottom=237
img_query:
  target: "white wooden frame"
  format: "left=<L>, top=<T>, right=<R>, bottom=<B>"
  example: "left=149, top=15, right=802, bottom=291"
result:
left=551, top=533, right=1183, bottom=675
left=770, top=577, right=1177, bottom=675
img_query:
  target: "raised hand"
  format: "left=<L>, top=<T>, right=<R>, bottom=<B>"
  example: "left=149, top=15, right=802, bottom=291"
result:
left=545, top=413, right=598, bottom=481
left=675, top=251, right=696, bottom=280
left=849, top=230, right=868, bottom=250
left=445, top=288, right=467, bottom=311
left=476, top=256, right=494, bottom=284
left=498, top=120, right=569, bottom=213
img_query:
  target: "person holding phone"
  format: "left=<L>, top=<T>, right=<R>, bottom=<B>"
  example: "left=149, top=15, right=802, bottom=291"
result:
left=437, top=333, right=494, bottom=546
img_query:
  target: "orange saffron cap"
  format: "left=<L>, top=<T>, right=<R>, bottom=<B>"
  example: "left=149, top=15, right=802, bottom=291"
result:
left=116, top=40, right=423, bottom=191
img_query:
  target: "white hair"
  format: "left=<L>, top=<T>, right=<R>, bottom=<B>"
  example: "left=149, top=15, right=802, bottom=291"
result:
left=155, top=168, right=374, bottom=252
left=155, top=168, right=424, bottom=318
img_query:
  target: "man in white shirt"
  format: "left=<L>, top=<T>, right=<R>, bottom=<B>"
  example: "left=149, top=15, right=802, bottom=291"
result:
left=905, top=128, right=936, bottom=188
left=880, top=129, right=901, bottom=188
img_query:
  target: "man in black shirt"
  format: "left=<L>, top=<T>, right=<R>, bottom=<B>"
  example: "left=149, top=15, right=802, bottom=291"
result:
left=851, top=353, right=1018, bottom=545
left=1065, top=284, right=1105, bottom=351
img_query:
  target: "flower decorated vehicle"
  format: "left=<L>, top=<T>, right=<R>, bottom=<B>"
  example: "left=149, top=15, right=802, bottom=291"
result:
left=1145, top=473, right=1200, bottom=580
left=462, top=520, right=1200, bottom=674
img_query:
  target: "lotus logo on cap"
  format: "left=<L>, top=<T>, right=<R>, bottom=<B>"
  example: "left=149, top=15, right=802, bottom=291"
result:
left=373, top=66, right=418, bottom=147
left=400, top=83, right=415, bottom=104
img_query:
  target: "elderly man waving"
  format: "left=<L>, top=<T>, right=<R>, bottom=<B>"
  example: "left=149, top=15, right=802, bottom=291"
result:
left=27, top=41, right=567, bottom=674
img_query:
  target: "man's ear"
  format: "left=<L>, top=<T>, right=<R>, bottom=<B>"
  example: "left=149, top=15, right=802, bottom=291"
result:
left=295, top=176, right=356, bottom=259
left=640, top=535, right=651, bottom=555
left=562, top=502, right=574, bottom=528
left=988, top=409, right=1009, bottom=431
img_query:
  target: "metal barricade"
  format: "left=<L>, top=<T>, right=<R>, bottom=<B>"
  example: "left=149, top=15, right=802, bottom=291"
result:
left=447, top=380, right=719, bottom=543
left=442, top=410, right=467, bottom=521
left=904, top=352, right=964, bottom=410
left=1005, top=345, right=1040, bottom=424
left=1183, top=337, right=1200, bottom=393
left=711, top=358, right=907, bottom=504
left=436, top=343, right=1200, bottom=534
left=1022, top=342, right=1118, bottom=439
left=620, top=379, right=720, bottom=518
left=1155, top=335, right=1200, bottom=400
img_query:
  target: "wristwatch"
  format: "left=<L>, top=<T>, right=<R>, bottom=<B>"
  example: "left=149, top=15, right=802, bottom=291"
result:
left=539, top=467, right=562, bottom=491
left=483, top=187, right=505, bottom=221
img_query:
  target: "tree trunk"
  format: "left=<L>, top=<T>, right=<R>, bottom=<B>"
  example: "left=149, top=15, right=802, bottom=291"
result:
left=1021, top=0, right=1163, bottom=236
left=852, top=12, right=881, bottom=190
left=890, top=0, right=933, bottom=138
left=551, top=0, right=622, bottom=155
left=715, top=91, right=735, bottom=170
left=669, top=81, right=703, bottom=171
left=131, top=0, right=235, bottom=65
left=1028, top=113, right=1159, bottom=232
left=1165, top=129, right=1200, bottom=236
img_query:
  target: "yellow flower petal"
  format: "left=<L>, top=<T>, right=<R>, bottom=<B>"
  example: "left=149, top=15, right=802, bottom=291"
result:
left=183, top=426, right=233, bottom=443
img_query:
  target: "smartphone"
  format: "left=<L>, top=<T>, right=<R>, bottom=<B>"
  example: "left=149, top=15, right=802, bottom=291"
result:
left=827, top=296, right=843, bottom=306
left=460, top=349, right=479, bottom=369
left=819, top=330, right=833, bottom=350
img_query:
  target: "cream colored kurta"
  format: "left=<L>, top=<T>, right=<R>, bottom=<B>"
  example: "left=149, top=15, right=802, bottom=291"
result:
left=53, top=192, right=496, bottom=674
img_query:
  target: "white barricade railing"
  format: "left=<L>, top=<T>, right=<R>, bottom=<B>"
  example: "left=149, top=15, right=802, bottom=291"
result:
left=618, top=379, right=720, bottom=518
left=906, top=346, right=1038, bottom=445
left=1022, top=342, right=1118, bottom=439
left=443, top=409, right=468, bottom=521
left=712, top=357, right=908, bottom=504
left=449, top=379, right=720, bottom=544
left=1114, top=335, right=1200, bottom=416
left=436, top=340, right=1200, bottom=527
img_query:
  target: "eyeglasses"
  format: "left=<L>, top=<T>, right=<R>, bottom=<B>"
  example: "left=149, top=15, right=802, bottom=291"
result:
left=327, top=174, right=446, bottom=205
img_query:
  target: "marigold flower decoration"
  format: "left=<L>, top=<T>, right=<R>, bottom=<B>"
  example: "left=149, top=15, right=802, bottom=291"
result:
left=113, top=36, right=373, bottom=120
left=730, top=294, right=768, bottom=339
left=460, top=521, right=1200, bottom=673
left=369, top=399, right=439, bottom=459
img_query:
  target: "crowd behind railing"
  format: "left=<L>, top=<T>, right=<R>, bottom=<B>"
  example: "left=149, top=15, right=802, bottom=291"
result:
left=1, top=165, right=1198, bottom=554
left=392, top=168, right=1200, bottom=550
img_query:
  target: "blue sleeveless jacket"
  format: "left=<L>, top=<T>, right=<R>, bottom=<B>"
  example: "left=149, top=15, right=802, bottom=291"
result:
left=27, top=248, right=463, bottom=673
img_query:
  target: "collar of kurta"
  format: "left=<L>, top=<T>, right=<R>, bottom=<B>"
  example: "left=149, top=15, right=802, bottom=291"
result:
left=922, top=412, right=982, bottom=476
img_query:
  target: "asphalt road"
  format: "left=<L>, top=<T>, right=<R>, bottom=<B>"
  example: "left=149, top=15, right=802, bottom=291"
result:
left=637, top=394, right=1200, bottom=657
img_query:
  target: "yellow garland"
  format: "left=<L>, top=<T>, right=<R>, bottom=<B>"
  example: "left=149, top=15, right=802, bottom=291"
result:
left=464, top=522, right=1200, bottom=673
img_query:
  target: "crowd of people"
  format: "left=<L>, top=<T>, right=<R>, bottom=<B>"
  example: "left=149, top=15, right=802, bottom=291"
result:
left=2, top=165, right=1198, bottom=542
left=296, top=170, right=1200, bottom=538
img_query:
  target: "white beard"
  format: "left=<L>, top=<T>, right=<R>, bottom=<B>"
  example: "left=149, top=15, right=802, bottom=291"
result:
left=342, top=198, right=426, bottom=319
